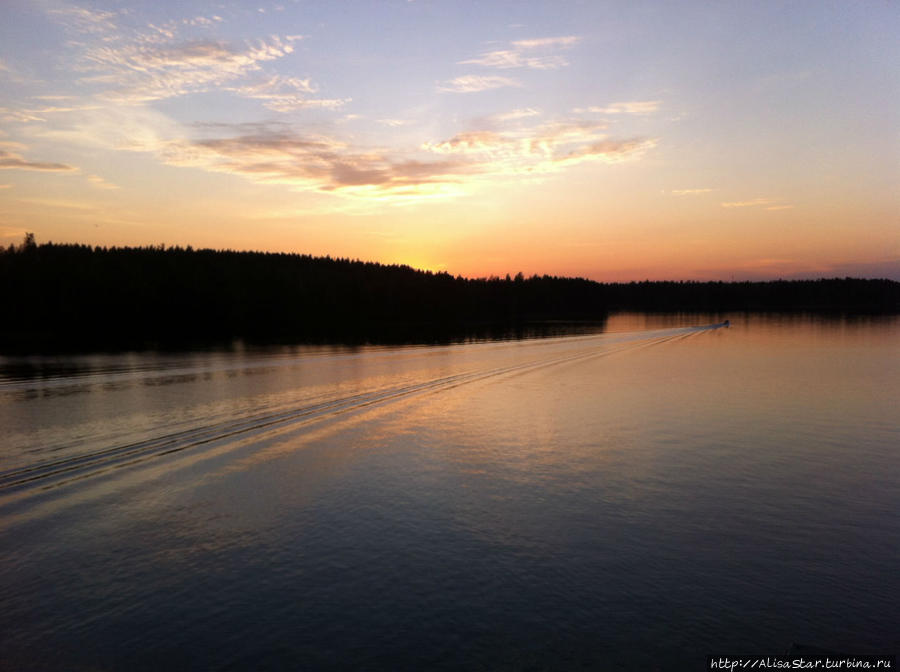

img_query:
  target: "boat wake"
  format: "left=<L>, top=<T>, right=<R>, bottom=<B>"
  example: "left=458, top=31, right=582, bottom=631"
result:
left=0, top=325, right=721, bottom=518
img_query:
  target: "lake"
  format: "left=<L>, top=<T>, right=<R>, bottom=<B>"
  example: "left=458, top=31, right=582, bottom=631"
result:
left=0, top=313, right=897, bottom=670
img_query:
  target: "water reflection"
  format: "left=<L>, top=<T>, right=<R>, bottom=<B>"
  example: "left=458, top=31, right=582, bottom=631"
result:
left=0, top=315, right=897, bottom=670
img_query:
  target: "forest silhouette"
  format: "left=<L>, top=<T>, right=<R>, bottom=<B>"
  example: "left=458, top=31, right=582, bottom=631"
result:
left=3, top=235, right=898, bottom=351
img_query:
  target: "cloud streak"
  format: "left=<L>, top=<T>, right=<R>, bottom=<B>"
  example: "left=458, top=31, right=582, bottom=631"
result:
left=461, top=35, right=580, bottom=70
left=44, top=5, right=321, bottom=111
left=720, top=198, right=775, bottom=208
left=424, top=119, right=656, bottom=172
left=554, top=138, right=657, bottom=166
left=492, top=108, right=541, bottom=122
left=162, top=127, right=471, bottom=200
left=83, top=37, right=297, bottom=104
left=0, top=149, right=76, bottom=172
left=575, top=101, right=662, bottom=115
left=671, top=188, right=713, bottom=196
left=227, top=75, right=349, bottom=112
left=512, top=36, right=580, bottom=49
left=438, top=75, right=521, bottom=93
left=49, top=5, right=119, bottom=35
left=87, top=174, right=119, bottom=189
left=0, top=103, right=102, bottom=124
left=21, top=9, right=654, bottom=206
left=150, top=115, right=655, bottom=204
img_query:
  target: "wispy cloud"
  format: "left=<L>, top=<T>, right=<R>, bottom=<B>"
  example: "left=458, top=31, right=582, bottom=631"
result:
left=574, top=101, right=661, bottom=115
left=766, top=205, right=794, bottom=211
left=512, top=36, right=580, bottom=49
left=0, top=103, right=101, bottom=124
left=424, top=119, right=655, bottom=170
left=235, top=75, right=316, bottom=95
left=461, top=35, right=580, bottom=70
left=44, top=5, right=309, bottom=108
left=720, top=198, right=775, bottom=208
left=492, top=108, right=540, bottom=122
left=23, top=6, right=657, bottom=208
left=87, top=174, right=119, bottom=190
left=0, top=108, right=48, bottom=123
left=0, top=58, right=26, bottom=84
left=424, top=130, right=509, bottom=154
left=438, top=75, right=521, bottom=93
left=162, top=126, right=470, bottom=200
left=425, top=120, right=608, bottom=156
left=670, top=188, right=713, bottom=196
left=49, top=5, right=119, bottom=35
left=150, top=114, right=655, bottom=204
left=0, top=149, right=76, bottom=172
left=228, top=75, right=349, bottom=112
left=0, top=184, right=12, bottom=189
left=83, top=37, right=297, bottom=104
left=554, top=137, right=657, bottom=166
left=183, top=15, right=225, bottom=27
left=14, top=197, right=102, bottom=211
left=26, top=105, right=183, bottom=154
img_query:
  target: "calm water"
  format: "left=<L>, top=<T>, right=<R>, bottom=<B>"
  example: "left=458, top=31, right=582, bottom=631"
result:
left=0, top=314, right=897, bottom=670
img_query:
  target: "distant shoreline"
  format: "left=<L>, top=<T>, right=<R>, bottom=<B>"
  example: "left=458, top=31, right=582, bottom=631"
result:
left=3, top=238, right=898, bottom=353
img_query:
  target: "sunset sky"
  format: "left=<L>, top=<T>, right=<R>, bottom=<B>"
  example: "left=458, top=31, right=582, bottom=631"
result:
left=1, top=0, right=897, bottom=281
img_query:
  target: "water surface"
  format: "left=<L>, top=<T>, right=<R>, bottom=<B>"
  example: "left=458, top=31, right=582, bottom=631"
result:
left=1, top=314, right=897, bottom=670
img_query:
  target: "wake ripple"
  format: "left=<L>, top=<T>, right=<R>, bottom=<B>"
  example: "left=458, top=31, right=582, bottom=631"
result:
left=0, top=326, right=717, bottom=501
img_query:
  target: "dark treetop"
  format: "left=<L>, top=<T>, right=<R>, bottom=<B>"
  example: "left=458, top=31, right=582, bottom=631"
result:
left=2, top=235, right=898, bottom=351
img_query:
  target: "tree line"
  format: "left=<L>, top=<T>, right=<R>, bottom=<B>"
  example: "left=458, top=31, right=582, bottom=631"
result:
left=2, top=236, right=897, bottom=351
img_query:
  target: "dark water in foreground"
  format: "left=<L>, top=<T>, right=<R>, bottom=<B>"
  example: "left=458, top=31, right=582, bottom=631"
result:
left=0, top=314, right=897, bottom=670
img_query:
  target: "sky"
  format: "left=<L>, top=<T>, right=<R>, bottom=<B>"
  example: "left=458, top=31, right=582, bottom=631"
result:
left=0, top=0, right=898, bottom=281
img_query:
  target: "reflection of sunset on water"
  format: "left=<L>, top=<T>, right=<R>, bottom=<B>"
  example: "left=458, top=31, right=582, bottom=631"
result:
left=1, top=316, right=898, bottom=668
